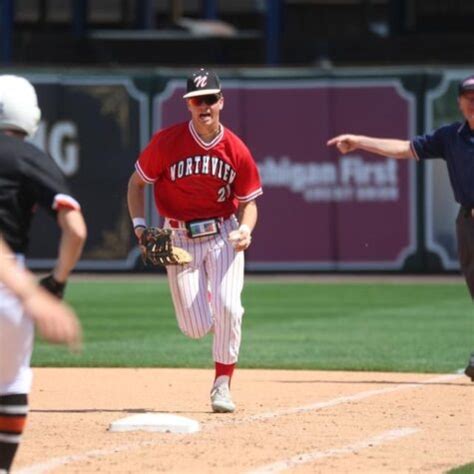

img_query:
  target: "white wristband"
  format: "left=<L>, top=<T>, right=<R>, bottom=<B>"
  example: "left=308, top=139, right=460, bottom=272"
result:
left=239, top=224, right=251, bottom=235
left=132, top=217, right=147, bottom=229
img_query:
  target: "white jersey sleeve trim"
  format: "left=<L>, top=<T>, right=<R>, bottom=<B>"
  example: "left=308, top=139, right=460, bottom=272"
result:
left=135, top=162, right=156, bottom=184
left=235, top=187, right=263, bottom=202
left=52, top=194, right=81, bottom=211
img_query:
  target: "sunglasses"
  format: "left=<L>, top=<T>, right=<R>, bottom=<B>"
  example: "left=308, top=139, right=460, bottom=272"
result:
left=188, top=94, right=221, bottom=106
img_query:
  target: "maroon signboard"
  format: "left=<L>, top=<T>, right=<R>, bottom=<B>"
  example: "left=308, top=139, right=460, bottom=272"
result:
left=27, top=76, right=148, bottom=270
left=154, top=79, right=416, bottom=270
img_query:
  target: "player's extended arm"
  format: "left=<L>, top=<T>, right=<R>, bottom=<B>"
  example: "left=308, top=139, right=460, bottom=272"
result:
left=326, top=134, right=415, bottom=159
left=127, top=171, right=148, bottom=239
left=53, top=208, right=87, bottom=283
left=40, top=208, right=87, bottom=298
left=0, top=237, right=39, bottom=302
left=0, top=237, right=82, bottom=349
left=229, top=200, right=258, bottom=252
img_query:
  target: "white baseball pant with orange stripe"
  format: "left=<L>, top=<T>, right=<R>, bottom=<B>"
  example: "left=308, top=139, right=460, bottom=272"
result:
left=0, top=256, right=34, bottom=394
left=165, top=216, right=244, bottom=364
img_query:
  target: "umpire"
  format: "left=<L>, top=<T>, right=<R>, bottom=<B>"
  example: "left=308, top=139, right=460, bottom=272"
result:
left=0, top=75, right=86, bottom=472
left=327, top=74, right=474, bottom=381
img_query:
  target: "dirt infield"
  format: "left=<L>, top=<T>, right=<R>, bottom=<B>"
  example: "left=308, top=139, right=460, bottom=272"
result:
left=14, top=368, right=473, bottom=473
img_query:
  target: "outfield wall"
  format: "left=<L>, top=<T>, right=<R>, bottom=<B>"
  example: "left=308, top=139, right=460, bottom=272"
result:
left=15, top=67, right=471, bottom=272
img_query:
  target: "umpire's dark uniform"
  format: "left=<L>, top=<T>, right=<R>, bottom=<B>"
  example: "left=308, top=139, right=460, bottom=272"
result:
left=411, top=121, right=474, bottom=299
left=411, top=120, right=474, bottom=380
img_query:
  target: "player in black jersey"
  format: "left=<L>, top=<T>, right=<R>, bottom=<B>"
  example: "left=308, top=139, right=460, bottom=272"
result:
left=0, top=75, right=87, bottom=473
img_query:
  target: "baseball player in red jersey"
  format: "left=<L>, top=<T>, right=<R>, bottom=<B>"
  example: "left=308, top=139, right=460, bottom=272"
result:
left=128, top=68, right=263, bottom=413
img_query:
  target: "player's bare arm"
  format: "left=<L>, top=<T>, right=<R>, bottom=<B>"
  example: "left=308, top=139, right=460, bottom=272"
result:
left=327, top=134, right=414, bottom=159
left=53, top=208, right=87, bottom=283
left=127, top=171, right=148, bottom=239
left=229, top=200, right=258, bottom=252
left=23, top=290, right=82, bottom=350
left=0, top=237, right=37, bottom=299
left=237, top=199, right=258, bottom=232
left=0, top=237, right=82, bottom=349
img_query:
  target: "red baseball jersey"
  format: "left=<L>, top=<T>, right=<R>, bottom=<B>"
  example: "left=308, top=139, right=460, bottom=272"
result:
left=135, top=121, right=263, bottom=221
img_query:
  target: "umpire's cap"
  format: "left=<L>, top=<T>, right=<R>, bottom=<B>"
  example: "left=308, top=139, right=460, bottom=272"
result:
left=183, top=68, right=221, bottom=98
left=458, top=75, right=474, bottom=95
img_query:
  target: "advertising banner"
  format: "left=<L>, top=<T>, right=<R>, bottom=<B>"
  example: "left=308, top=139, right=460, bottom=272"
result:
left=26, top=76, right=148, bottom=270
left=154, top=79, right=416, bottom=270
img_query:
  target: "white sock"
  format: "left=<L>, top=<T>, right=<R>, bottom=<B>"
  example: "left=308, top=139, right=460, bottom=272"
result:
left=213, top=375, right=229, bottom=389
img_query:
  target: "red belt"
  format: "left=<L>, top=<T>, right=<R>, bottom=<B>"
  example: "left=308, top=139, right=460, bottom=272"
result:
left=168, top=219, right=187, bottom=229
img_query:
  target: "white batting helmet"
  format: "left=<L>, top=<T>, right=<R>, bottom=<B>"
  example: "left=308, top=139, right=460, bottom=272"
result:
left=0, top=75, right=41, bottom=137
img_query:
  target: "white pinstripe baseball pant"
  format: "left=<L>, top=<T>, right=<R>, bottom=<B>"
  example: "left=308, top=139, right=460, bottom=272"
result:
left=165, top=216, right=244, bottom=364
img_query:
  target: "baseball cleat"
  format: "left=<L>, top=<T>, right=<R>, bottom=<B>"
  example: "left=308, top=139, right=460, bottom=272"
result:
left=465, top=365, right=474, bottom=381
left=210, top=384, right=235, bottom=413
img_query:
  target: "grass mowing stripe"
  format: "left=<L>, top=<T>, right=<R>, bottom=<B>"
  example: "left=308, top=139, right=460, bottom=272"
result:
left=32, top=280, right=473, bottom=371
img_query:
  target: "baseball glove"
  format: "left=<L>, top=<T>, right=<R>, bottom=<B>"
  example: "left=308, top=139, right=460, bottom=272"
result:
left=139, top=227, right=192, bottom=266
left=39, top=274, right=66, bottom=299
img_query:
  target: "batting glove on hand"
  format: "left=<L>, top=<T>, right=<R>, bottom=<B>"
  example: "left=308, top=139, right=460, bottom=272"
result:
left=39, top=274, right=66, bottom=299
left=228, top=224, right=252, bottom=251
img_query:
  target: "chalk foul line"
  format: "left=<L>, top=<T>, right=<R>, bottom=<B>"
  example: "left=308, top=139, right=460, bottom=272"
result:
left=246, top=427, right=420, bottom=473
left=16, top=373, right=461, bottom=473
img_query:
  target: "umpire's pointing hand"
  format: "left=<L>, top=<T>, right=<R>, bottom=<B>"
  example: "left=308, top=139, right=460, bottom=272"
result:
left=327, top=134, right=360, bottom=154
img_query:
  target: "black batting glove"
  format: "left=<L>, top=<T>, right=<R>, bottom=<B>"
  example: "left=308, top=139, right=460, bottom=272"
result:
left=39, top=274, right=66, bottom=299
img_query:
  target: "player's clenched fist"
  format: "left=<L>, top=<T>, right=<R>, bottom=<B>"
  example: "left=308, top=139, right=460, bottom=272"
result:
left=228, top=224, right=252, bottom=252
left=23, top=289, right=82, bottom=351
left=326, top=134, right=360, bottom=154
left=0, top=237, right=82, bottom=351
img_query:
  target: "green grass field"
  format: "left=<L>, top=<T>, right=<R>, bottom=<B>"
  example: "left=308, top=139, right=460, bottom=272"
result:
left=447, top=462, right=474, bottom=474
left=32, top=279, right=474, bottom=373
